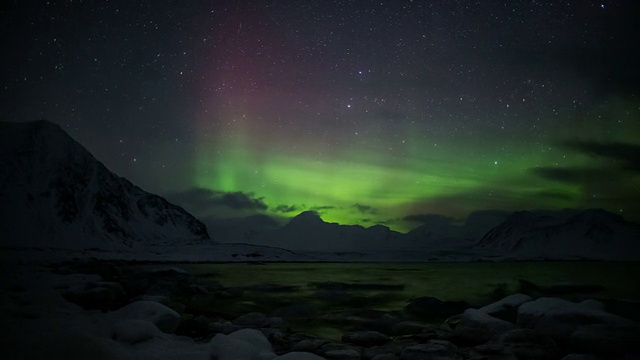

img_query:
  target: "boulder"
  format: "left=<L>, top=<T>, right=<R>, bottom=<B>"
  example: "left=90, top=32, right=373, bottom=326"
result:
left=489, top=328, right=560, bottom=360
left=229, top=328, right=274, bottom=352
left=175, top=314, right=213, bottom=338
left=371, top=355, right=398, bottom=360
left=209, top=320, right=243, bottom=334
left=570, top=324, right=640, bottom=357
left=517, top=297, right=634, bottom=344
left=323, top=349, right=361, bottom=360
left=234, top=312, right=268, bottom=327
left=111, top=319, right=162, bottom=344
left=597, top=298, right=640, bottom=323
left=470, top=344, right=518, bottom=360
left=132, top=294, right=169, bottom=304
left=113, top=300, right=181, bottom=333
left=400, top=340, right=461, bottom=360
left=479, top=294, right=532, bottom=323
left=362, top=344, right=400, bottom=360
left=318, top=343, right=361, bottom=360
left=404, top=296, right=468, bottom=320
left=275, top=353, right=327, bottom=360
left=209, top=328, right=275, bottom=360
left=291, top=339, right=330, bottom=352
left=342, top=330, right=390, bottom=347
left=61, top=281, right=126, bottom=311
left=264, top=316, right=290, bottom=329
left=578, top=299, right=605, bottom=311
left=453, top=309, right=514, bottom=345
left=391, top=321, right=437, bottom=336
left=261, top=328, right=291, bottom=352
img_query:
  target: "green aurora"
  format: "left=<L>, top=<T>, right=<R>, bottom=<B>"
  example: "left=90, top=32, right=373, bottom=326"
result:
left=193, top=98, right=639, bottom=232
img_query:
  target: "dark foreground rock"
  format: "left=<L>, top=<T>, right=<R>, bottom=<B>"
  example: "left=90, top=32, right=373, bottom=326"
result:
left=570, top=324, right=640, bottom=358
left=404, top=296, right=469, bottom=321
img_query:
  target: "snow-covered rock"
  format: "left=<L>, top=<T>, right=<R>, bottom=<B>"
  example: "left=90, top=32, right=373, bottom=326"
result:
left=477, top=209, right=640, bottom=260
left=487, top=328, right=560, bottom=360
left=341, top=330, right=390, bottom=347
left=361, top=344, right=401, bottom=359
left=112, top=300, right=181, bottom=334
left=274, top=353, right=327, bottom=360
left=111, top=319, right=163, bottom=344
left=317, top=343, right=362, bottom=360
left=209, top=329, right=275, bottom=360
left=579, top=299, right=605, bottom=311
left=400, top=340, right=461, bottom=360
left=62, top=280, right=126, bottom=311
left=517, top=297, right=634, bottom=343
left=290, top=339, right=329, bottom=352
left=453, top=308, right=515, bottom=345
left=391, top=321, right=436, bottom=335
left=479, top=294, right=532, bottom=323
left=0, top=120, right=209, bottom=250
left=570, top=324, right=640, bottom=357
left=234, top=312, right=267, bottom=327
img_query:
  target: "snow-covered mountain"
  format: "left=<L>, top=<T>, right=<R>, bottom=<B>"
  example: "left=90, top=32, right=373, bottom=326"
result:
left=0, top=120, right=209, bottom=250
left=239, top=211, right=404, bottom=252
left=203, top=214, right=283, bottom=244
left=476, top=209, right=640, bottom=260
left=404, top=210, right=510, bottom=250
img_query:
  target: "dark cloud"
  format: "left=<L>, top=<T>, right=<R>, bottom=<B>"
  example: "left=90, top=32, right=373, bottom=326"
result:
left=530, top=167, right=605, bottom=184
left=403, top=214, right=454, bottom=224
left=274, top=204, right=299, bottom=213
left=534, top=190, right=575, bottom=201
left=351, top=203, right=378, bottom=215
left=166, top=188, right=267, bottom=214
left=309, top=205, right=336, bottom=212
left=222, top=192, right=267, bottom=210
left=562, top=140, right=640, bottom=171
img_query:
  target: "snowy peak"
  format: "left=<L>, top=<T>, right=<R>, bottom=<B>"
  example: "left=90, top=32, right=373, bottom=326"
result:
left=477, top=208, right=640, bottom=260
left=236, top=211, right=402, bottom=252
left=0, top=120, right=209, bottom=249
left=288, top=210, right=326, bottom=226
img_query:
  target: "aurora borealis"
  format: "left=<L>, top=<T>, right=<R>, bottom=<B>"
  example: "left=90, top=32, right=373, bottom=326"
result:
left=2, top=1, right=639, bottom=232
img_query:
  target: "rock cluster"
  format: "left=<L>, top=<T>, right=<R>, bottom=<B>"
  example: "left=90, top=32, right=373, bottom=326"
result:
left=52, top=259, right=640, bottom=359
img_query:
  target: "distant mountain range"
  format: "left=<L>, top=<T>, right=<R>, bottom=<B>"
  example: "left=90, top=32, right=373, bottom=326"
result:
left=202, top=206, right=640, bottom=260
left=213, top=210, right=512, bottom=253
left=0, top=120, right=209, bottom=250
left=2, top=120, right=638, bottom=260
left=208, top=207, right=639, bottom=260
left=477, top=209, right=640, bottom=260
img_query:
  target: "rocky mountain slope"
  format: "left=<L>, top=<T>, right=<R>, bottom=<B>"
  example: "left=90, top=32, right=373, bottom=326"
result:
left=0, top=120, right=209, bottom=250
left=477, top=209, right=640, bottom=260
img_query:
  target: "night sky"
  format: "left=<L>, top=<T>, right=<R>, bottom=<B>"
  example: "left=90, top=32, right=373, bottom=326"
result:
left=2, top=0, right=639, bottom=232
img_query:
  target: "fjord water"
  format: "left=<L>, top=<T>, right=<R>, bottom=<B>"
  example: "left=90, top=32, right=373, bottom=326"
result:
left=173, top=261, right=640, bottom=339
left=185, top=262, right=640, bottom=305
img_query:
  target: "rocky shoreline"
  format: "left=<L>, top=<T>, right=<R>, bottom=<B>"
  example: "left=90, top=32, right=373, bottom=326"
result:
left=4, top=258, right=640, bottom=359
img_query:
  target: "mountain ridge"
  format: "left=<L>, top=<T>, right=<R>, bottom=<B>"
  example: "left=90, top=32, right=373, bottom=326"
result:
left=0, top=120, right=209, bottom=250
left=476, top=208, right=640, bottom=260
